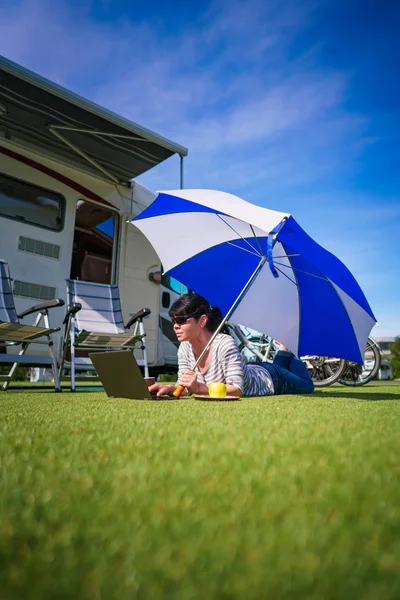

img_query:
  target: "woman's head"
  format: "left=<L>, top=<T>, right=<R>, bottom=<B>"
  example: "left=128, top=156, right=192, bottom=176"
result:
left=169, top=293, right=224, bottom=334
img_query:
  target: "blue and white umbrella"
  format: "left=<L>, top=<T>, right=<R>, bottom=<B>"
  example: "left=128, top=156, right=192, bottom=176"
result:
left=131, top=189, right=376, bottom=364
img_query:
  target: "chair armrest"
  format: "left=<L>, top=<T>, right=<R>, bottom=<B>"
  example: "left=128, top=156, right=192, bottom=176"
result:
left=125, top=307, right=151, bottom=329
left=18, top=298, right=65, bottom=319
left=62, top=303, right=82, bottom=325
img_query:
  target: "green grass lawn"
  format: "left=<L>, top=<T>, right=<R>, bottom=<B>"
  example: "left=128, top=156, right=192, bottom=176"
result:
left=1, top=385, right=399, bottom=600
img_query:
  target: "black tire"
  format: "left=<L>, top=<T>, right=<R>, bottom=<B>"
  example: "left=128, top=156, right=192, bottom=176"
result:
left=300, top=355, right=347, bottom=387
left=338, top=337, right=381, bottom=386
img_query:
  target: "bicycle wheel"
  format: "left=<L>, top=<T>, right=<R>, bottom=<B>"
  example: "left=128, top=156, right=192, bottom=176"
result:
left=338, top=337, right=381, bottom=386
left=301, top=355, right=347, bottom=387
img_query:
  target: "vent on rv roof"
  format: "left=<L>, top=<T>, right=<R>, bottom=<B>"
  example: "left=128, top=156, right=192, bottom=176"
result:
left=13, top=280, right=56, bottom=301
left=18, top=236, right=61, bottom=259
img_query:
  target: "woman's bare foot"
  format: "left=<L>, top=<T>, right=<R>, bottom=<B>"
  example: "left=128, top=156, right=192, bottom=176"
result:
left=275, top=341, right=289, bottom=351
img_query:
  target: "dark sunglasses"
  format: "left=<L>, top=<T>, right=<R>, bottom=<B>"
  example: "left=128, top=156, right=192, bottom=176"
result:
left=171, top=313, right=201, bottom=325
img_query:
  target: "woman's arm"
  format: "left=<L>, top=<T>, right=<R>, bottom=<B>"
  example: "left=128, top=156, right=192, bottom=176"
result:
left=220, top=337, right=245, bottom=395
left=174, top=343, right=195, bottom=396
left=223, top=384, right=242, bottom=397
left=179, top=371, right=242, bottom=397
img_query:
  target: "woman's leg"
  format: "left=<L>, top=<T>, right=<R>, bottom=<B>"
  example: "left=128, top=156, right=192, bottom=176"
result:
left=288, top=354, right=313, bottom=381
left=272, top=350, right=314, bottom=394
left=272, top=350, right=292, bottom=369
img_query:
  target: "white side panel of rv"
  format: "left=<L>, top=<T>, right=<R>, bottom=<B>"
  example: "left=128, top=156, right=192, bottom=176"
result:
left=0, top=146, right=77, bottom=356
left=0, top=141, right=160, bottom=365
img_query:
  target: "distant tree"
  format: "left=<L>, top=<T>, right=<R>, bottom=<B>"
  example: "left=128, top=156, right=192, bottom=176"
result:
left=391, top=336, right=400, bottom=379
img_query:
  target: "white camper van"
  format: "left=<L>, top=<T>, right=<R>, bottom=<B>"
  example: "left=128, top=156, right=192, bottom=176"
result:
left=0, top=56, right=187, bottom=375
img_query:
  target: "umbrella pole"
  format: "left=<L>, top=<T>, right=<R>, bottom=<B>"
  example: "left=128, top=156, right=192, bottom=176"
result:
left=173, top=255, right=267, bottom=397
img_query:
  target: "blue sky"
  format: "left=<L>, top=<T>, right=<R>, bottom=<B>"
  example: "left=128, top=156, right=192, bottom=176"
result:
left=1, top=0, right=399, bottom=336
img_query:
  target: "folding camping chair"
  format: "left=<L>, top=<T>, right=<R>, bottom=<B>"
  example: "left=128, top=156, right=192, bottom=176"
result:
left=0, top=260, right=64, bottom=391
left=59, top=279, right=151, bottom=391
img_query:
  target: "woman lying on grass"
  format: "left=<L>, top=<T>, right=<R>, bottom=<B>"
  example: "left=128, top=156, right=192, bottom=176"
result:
left=149, top=293, right=314, bottom=398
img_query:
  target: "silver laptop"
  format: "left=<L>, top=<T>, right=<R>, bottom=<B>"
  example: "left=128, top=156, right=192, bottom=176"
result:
left=89, top=350, right=169, bottom=400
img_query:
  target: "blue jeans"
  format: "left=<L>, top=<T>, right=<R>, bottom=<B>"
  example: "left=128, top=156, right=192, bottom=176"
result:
left=258, top=351, right=314, bottom=395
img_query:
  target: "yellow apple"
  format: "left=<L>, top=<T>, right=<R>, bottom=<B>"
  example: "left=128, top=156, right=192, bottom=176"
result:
left=208, top=382, right=227, bottom=398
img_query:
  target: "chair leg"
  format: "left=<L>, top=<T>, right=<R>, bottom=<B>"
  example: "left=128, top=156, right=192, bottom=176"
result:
left=59, top=317, right=75, bottom=392
left=58, top=324, right=70, bottom=387
left=139, top=319, right=149, bottom=378
left=70, top=323, right=76, bottom=392
left=43, top=313, right=61, bottom=392
left=1, top=343, right=28, bottom=391
left=47, top=336, right=61, bottom=392
left=58, top=346, right=67, bottom=387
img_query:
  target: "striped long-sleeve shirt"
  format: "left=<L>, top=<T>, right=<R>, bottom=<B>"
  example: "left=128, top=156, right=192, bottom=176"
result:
left=177, top=333, right=274, bottom=396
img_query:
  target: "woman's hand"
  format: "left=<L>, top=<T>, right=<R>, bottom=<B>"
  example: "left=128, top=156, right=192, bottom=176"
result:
left=178, top=370, right=199, bottom=394
left=148, top=382, right=175, bottom=397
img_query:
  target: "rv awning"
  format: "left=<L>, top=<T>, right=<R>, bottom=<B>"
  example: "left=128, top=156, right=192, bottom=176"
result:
left=0, top=55, right=188, bottom=186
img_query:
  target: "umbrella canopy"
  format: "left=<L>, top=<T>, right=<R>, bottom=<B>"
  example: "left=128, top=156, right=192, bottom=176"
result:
left=131, top=189, right=376, bottom=363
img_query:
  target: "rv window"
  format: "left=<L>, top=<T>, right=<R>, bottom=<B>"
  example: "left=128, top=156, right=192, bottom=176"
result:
left=161, top=274, right=189, bottom=295
left=70, top=199, right=119, bottom=284
left=0, top=173, right=65, bottom=231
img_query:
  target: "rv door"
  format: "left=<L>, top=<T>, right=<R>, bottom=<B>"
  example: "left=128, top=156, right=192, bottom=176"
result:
left=70, top=199, right=119, bottom=284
